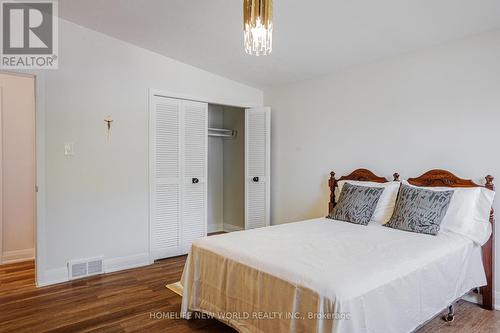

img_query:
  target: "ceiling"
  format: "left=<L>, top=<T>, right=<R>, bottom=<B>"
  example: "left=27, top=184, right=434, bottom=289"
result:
left=59, top=0, right=500, bottom=88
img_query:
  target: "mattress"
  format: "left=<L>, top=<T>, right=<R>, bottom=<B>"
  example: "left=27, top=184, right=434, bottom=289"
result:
left=180, top=218, right=486, bottom=333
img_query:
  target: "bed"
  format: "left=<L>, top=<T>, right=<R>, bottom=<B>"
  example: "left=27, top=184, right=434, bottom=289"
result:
left=180, top=169, right=495, bottom=333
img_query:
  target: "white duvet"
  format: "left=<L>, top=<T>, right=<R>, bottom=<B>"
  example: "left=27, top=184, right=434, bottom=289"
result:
left=181, top=218, right=486, bottom=333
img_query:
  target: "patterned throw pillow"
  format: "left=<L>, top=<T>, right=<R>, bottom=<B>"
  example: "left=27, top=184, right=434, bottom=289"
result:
left=328, top=183, right=384, bottom=225
left=385, top=184, right=454, bottom=235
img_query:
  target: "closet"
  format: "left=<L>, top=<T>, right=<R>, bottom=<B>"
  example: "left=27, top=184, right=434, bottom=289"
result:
left=150, top=93, right=270, bottom=260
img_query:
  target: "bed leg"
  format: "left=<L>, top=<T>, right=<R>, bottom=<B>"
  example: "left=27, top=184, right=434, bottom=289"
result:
left=480, top=214, right=494, bottom=310
left=443, top=305, right=454, bottom=322
left=481, top=176, right=495, bottom=310
left=480, top=283, right=494, bottom=310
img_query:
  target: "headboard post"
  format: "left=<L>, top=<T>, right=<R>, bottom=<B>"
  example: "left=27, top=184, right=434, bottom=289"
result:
left=481, top=175, right=495, bottom=310
left=328, top=169, right=389, bottom=214
left=485, top=175, right=495, bottom=191
left=328, top=172, right=337, bottom=213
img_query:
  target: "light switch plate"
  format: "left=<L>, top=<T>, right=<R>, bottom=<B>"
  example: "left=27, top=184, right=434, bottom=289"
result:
left=64, top=142, right=75, bottom=156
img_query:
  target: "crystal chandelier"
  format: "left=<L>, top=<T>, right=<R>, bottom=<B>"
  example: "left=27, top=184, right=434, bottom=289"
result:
left=243, top=0, right=273, bottom=56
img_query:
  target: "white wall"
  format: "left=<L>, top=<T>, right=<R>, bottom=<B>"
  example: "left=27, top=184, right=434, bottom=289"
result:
left=265, top=29, right=500, bottom=302
left=223, top=107, right=245, bottom=230
left=37, top=19, right=262, bottom=285
left=208, top=105, right=224, bottom=233
left=0, top=73, right=35, bottom=264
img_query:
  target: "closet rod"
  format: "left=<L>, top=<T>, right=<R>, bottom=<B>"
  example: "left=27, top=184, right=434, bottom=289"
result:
left=208, top=127, right=233, bottom=133
left=208, top=127, right=237, bottom=139
left=208, top=133, right=234, bottom=138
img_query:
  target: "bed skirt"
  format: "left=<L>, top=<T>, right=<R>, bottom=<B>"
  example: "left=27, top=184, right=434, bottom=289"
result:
left=181, top=246, right=350, bottom=333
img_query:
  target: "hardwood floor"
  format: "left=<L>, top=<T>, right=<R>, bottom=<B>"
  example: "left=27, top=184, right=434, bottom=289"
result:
left=1, top=258, right=499, bottom=333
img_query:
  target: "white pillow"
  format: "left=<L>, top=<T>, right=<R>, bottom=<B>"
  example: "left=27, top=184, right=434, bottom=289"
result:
left=336, top=180, right=400, bottom=225
left=402, top=180, right=495, bottom=245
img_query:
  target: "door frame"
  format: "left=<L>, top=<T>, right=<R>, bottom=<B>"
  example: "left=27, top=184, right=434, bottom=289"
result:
left=0, top=70, right=45, bottom=288
left=0, top=86, right=2, bottom=264
left=149, top=89, right=257, bottom=109
left=0, top=70, right=39, bottom=271
left=148, top=89, right=260, bottom=262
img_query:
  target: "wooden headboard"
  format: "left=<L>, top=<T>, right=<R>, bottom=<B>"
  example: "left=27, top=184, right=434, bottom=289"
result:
left=328, top=168, right=396, bottom=213
left=329, top=168, right=495, bottom=310
left=407, top=169, right=495, bottom=310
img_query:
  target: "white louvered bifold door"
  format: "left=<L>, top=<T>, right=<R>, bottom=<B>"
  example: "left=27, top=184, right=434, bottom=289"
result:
left=245, top=107, right=271, bottom=229
left=181, top=100, right=208, bottom=253
left=150, top=96, right=182, bottom=260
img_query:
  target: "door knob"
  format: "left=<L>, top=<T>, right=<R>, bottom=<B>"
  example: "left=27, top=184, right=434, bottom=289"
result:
left=192, top=178, right=199, bottom=184
left=252, top=177, right=259, bottom=182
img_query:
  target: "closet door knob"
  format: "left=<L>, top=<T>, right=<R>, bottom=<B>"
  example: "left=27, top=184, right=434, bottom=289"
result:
left=192, top=178, right=199, bottom=184
left=252, top=177, right=259, bottom=182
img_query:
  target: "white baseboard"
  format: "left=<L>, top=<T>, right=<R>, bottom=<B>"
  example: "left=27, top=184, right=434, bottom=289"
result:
left=208, top=223, right=223, bottom=233
left=1, top=248, right=35, bottom=264
left=223, top=223, right=244, bottom=232
left=39, top=267, right=68, bottom=287
left=462, top=290, right=500, bottom=311
left=37, top=252, right=152, bottom=287
left=104, top=252, right=151, bottom=274
left=462, top=291, right=481, bottom=305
